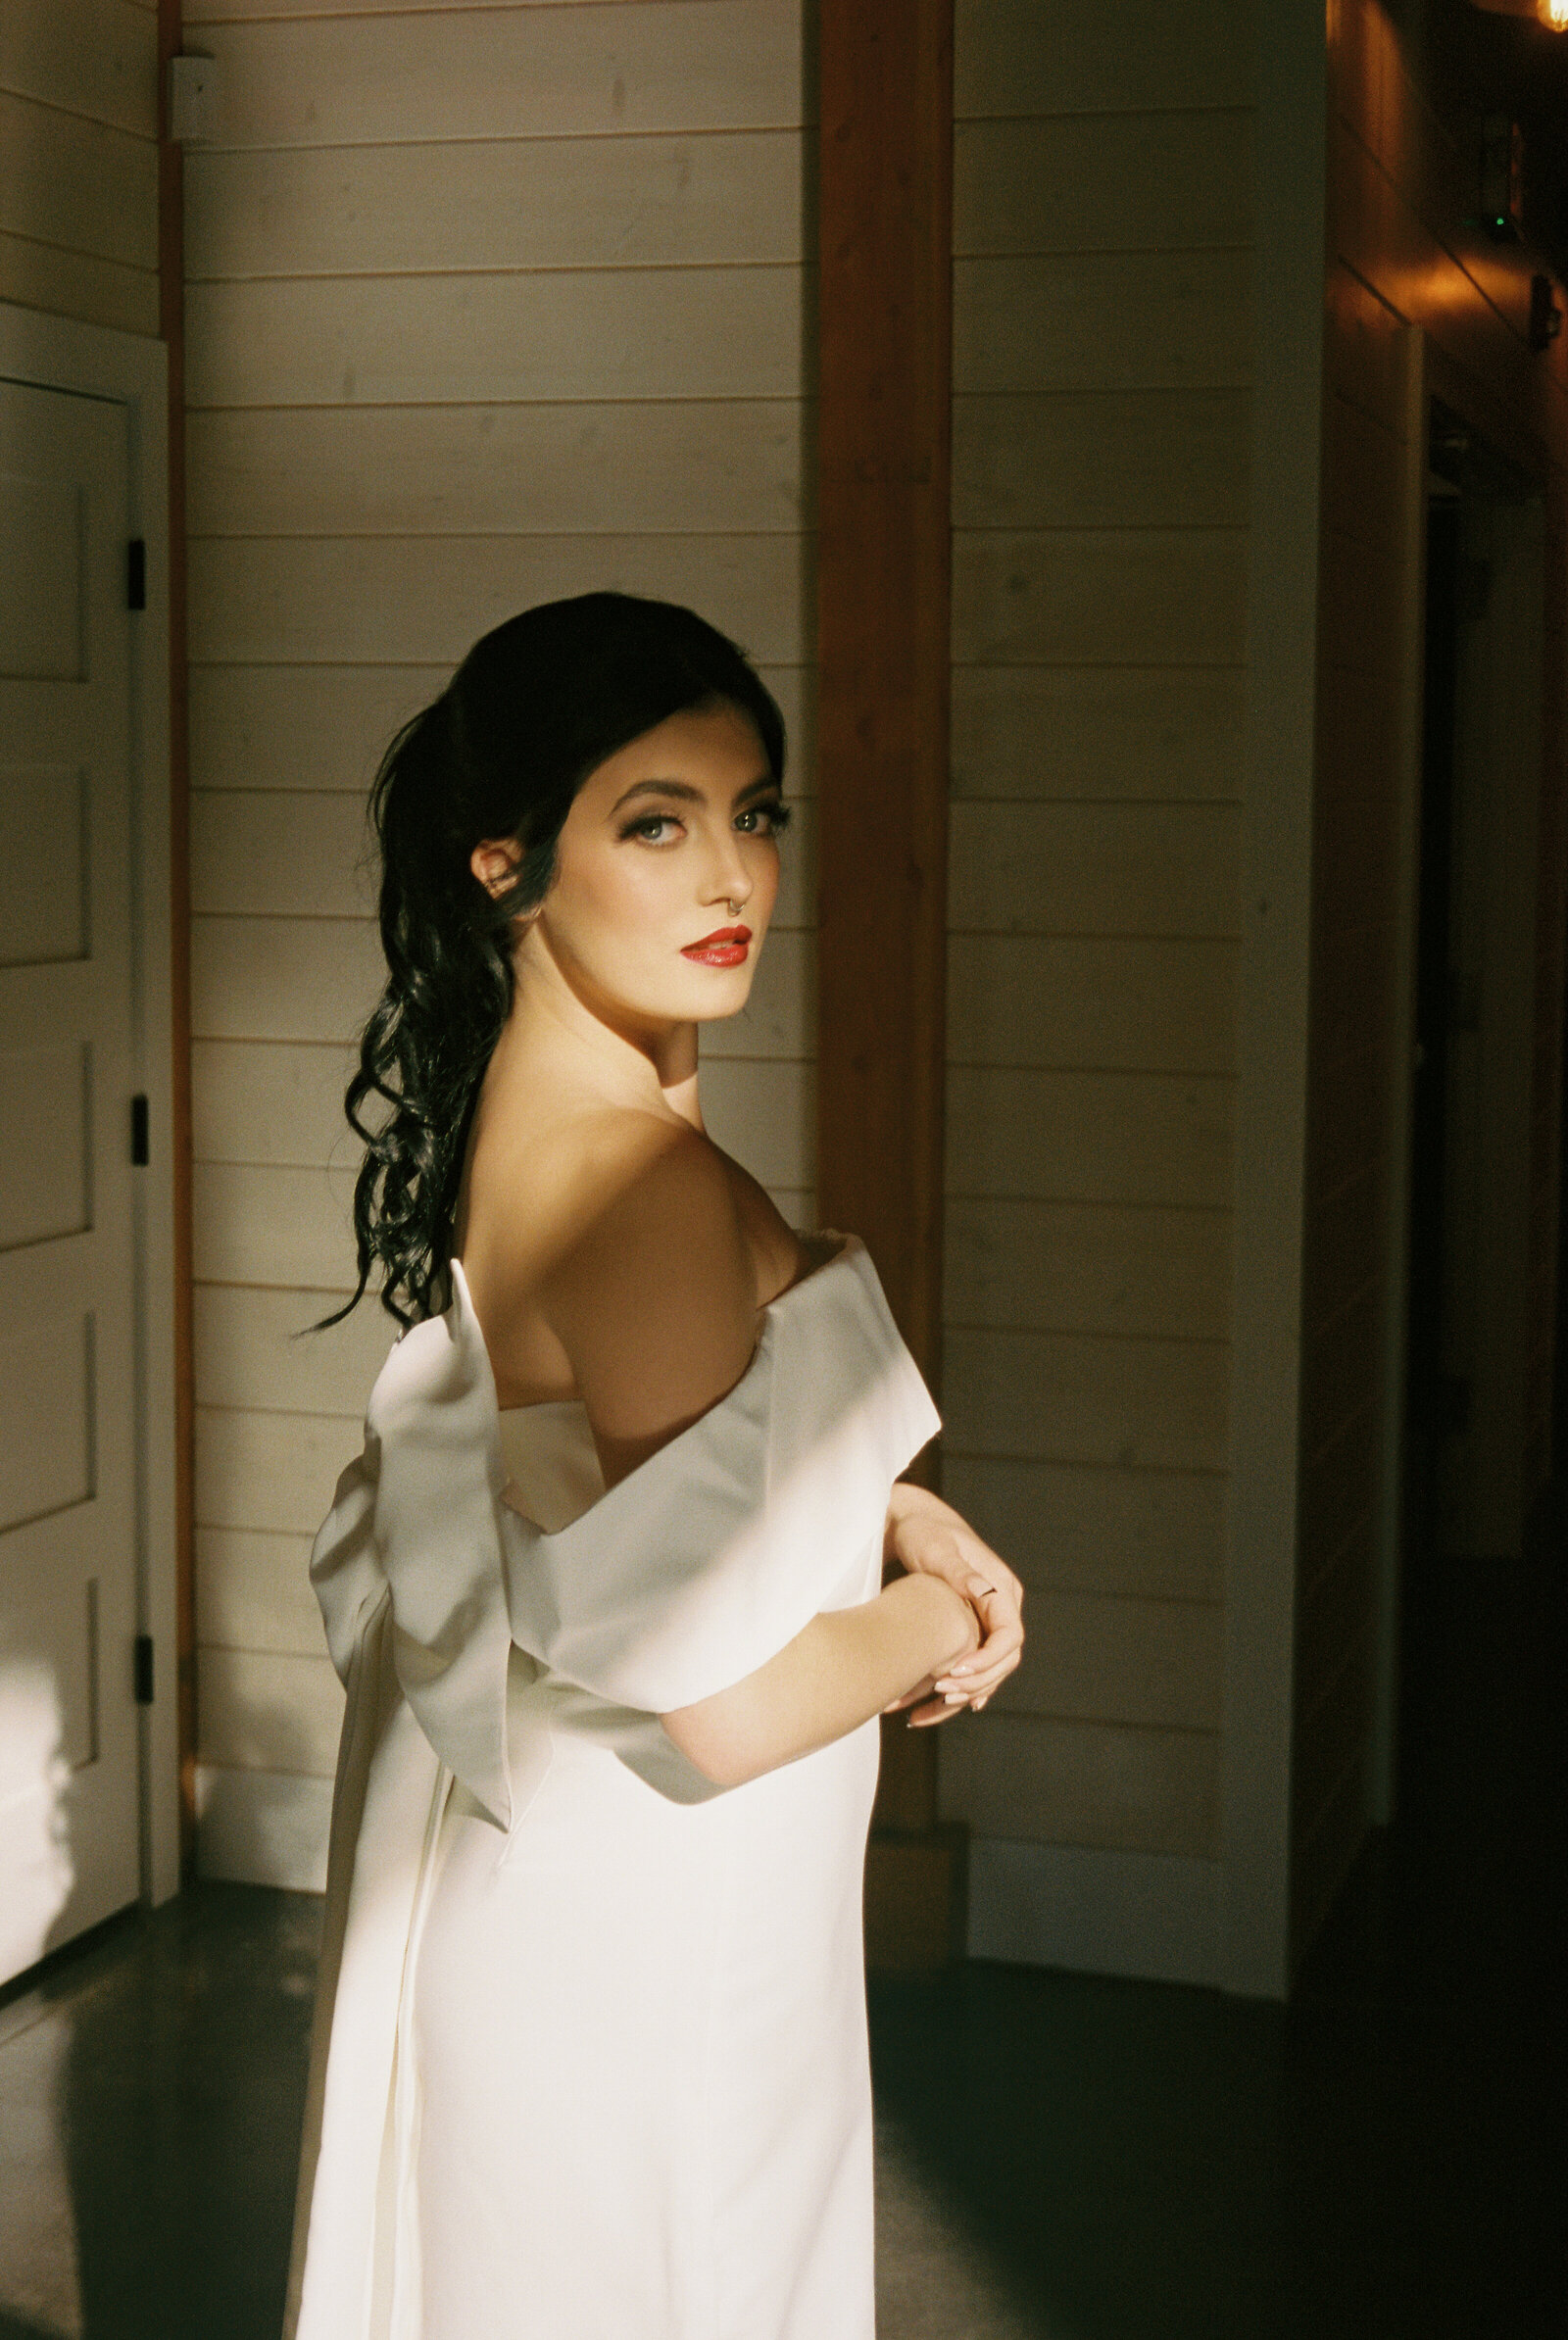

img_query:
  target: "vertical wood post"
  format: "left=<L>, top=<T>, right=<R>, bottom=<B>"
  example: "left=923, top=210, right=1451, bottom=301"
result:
left=815, top=0, right=958, bottom=1949
left=158, top=0, right=196, bottom=1874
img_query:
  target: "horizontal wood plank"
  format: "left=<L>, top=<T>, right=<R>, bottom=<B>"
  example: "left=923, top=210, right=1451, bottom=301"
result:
left=190, top=0, right=805, bottom=149
left=191, top=914, right=384, bottom=1044
left=943, top=1325, right=1229, bottom=1471
left=955, top=113, right=1252, bottom=258
left=196, top=1402, right=359, bottom=1536
left=953, top=527, right=1247, bottom=668
left=944, top=1066, right=1235, bottom=1207
left=192, top=1038, right=359, bottom=1169
left=191, top=790, right=374, bottom=919
left=699, top=927, right=811, bottom=1057
left=0, top=87, right=157, bottom=270
left=695, top=1054, right=812, bottom=1192
left=0, top=226, right=157, bottom=336
left=193, top=1065, right=812, bottom=1231
left=198, top=1644, right=343, bottom=1778
left=948, top=935, right=1239, bottom=1073
left=941, top=1453, right=1223, bottom=1602
left=195, top=1526, right=321, bottom=1658
left=186, top=267, right=803, bottom=409
left=950, top=665, right=1244, bottom=804
left=194, top=1280, right=392, bottom=1413
left=955, top=251, right=1251, bottom=396
left=191, top=792, right=813, bottom=929
left=945, top=1195, right=1230, bottom=1340
left=189, top=661, right=814, bottom=794
left=0, top=0, right=159, bottom=139
left=190, top=990, right=811, bottom=1192
left=938, top=1708, right=1220, bottom=1858
left=949, top=800, right=1240, bottom=938
left=954, top=389, right=1250, bottom=532
left=193, top=1161, right=361, bottom=1289
left=187, top=400, right=806, bottom=538
left=187, top=533, right=806, bottom=668
left=993, top=1589, right=1222, bottom=1731
left=186, top=127, right=803, bottom=278
left=955, top=0, right=1258, bottom=118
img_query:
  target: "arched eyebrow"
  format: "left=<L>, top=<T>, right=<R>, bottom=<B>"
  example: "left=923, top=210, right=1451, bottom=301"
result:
left=609, top=773, right=779, bottom=814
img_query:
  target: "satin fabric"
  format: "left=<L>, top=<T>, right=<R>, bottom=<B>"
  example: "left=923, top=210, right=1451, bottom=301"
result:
left=286, top=1237, right=939, bottom=2339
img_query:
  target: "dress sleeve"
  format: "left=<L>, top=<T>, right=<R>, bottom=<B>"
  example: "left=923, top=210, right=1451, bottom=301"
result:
left=309, top=1245, right=940, bottom=1831
left=500, top=1255, right=941, bottom=1713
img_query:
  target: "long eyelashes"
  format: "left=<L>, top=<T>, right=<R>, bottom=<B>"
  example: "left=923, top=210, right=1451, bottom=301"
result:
left=617, top=802, right=791, bottom=845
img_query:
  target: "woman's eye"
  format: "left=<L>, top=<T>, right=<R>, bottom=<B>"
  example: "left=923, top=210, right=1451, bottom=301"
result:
left=622, top=813, right=681, bottom=844
left=736, top=802, right=789, bottom=836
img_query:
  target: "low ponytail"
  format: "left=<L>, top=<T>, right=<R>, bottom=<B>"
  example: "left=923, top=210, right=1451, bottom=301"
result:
left=318, top=591, right=786, bottom=1328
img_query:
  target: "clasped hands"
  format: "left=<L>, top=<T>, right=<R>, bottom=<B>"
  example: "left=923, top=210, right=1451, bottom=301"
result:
left=878, top=1482, right=1025, bottom=1729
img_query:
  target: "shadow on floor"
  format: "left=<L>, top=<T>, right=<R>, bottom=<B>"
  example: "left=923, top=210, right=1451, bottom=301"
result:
left=0, top=1886, right=320, bottom=2340
left=867, top=1509, right=1567, bottom=2339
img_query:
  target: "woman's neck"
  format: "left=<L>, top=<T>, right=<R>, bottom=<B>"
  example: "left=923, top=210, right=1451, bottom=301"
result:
left=497, top=936, right=704, bottom=1131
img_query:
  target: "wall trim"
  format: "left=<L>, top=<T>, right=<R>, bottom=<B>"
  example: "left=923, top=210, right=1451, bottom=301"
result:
left=965, top=1838, right=1224, bottom=1990
left=1220, top=0, right=1328, bottom=2001
left=816, top=0, right=954, bottom=1861
left=196, top=1765, right=332, bottom=1896
left=0, top=300, right=179, bottom=1909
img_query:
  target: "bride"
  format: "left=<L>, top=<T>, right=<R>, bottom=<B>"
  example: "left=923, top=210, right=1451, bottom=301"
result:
left=287, top=591, right=1024, bottom=2339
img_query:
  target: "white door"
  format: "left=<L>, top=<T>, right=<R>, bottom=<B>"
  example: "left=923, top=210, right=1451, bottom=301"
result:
left=0, top=378, right=142, bottom=1982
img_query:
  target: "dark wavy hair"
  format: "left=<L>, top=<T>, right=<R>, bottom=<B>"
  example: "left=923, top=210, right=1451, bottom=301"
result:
left=321, top=591, right=786, bottom=1329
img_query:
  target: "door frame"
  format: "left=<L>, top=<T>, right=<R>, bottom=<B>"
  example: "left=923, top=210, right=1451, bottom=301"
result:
left=0, top=301, right=179, bottom=1907
left=1372, top=335, right=1558, bottom=1819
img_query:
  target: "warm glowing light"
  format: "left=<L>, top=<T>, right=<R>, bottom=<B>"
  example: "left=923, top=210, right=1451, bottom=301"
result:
left=1541, top=0, right=1568, bottom=30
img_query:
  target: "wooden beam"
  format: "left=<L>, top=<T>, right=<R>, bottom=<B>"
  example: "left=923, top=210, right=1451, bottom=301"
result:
left=816, top=1, right=954, bottom=1868
left=158, top=0, right=196, bottom=1876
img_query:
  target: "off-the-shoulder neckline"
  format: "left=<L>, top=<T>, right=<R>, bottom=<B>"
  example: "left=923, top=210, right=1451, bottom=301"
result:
left=452, top=1233, right=859, bottom=1423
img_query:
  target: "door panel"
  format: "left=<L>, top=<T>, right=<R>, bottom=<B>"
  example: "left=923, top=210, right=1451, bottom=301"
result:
left=0, top=378, right=140, bottom=1984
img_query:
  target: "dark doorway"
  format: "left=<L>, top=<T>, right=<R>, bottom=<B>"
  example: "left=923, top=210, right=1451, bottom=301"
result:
left=1391, top=391, right=1559, bottom=1922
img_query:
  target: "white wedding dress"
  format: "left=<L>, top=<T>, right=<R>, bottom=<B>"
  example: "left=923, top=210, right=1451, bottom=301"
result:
left=285, top=1235, right=940, bottom=2340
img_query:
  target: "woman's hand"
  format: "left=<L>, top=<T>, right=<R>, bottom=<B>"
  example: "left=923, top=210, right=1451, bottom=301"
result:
left=879, top=1484, right=1024, bottom=1728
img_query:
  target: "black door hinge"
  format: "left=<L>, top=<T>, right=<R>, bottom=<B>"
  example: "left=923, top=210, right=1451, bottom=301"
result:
left=127, top=539, right=146, bottom=610
left=133, top=1634, right=155, bottom=1705
left=131, top=1093, right=150, bottom=1165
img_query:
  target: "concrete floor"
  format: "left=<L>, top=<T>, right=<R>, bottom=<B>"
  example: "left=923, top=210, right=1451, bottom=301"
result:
left=0, top=1551, right=1560, bottom=2338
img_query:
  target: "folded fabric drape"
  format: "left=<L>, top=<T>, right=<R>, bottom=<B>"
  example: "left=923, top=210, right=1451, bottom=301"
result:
left=309, top=1239, right=941, bottom=1827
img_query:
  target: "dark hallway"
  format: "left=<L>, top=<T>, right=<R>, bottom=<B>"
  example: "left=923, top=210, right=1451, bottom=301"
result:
left=1, top=1506, right=1561, bottom=2339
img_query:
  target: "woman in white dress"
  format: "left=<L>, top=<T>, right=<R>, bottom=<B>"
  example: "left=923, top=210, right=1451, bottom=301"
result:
left=286, top=592, right=1024, bottom=2339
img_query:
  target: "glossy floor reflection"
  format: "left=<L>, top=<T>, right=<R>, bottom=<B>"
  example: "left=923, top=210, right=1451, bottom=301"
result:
left=0, top=1540, right=1560, bottom=2339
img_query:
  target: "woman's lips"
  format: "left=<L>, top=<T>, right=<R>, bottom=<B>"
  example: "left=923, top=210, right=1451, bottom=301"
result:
left=681, top=923, right=752, bottom=967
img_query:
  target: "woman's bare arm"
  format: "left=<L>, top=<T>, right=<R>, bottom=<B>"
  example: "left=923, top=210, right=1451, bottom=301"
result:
left=660, top=1573, right=979, bottom=1787
left=539, top=1127, right=981, bottom=1786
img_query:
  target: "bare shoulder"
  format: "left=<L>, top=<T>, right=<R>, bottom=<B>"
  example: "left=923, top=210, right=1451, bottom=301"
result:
left=539, top=1112, right=760, bottom=1484
left=710, top=1146, right=807, bottom=1307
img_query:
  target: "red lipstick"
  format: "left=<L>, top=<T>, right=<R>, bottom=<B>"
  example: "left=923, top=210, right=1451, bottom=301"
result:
left=681, top=923, right=752, bottom=967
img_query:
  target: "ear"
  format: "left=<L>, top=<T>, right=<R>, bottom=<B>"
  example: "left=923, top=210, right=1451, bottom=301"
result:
left=470, top=837, right=522, bottom=900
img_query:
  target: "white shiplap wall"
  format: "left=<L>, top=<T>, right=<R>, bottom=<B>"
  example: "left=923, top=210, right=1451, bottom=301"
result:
left=184, top=0, right=817, bottom=1886
left=0, top=0, right=160, bottom=338
left=937, top=0, right=1254, bottom=1982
